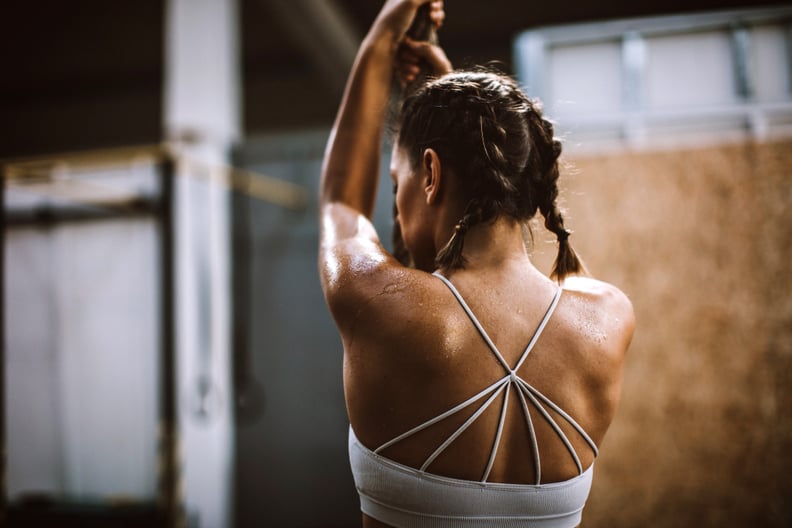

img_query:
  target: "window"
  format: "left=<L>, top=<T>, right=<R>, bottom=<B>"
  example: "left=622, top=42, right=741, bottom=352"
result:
left=514, top=6, right=792, bottom=148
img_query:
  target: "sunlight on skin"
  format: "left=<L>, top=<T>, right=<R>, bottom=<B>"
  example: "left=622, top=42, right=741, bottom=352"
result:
left=320, top=202, right=388, bottom=290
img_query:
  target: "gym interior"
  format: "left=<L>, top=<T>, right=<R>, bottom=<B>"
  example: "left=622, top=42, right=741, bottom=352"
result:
left=3, top=1, right=792, bottom=526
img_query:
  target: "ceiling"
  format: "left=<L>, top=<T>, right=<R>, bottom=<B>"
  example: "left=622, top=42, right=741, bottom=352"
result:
left=2, top=0, right=786, bottom=159
left=242, top=0, right=791, bottom=131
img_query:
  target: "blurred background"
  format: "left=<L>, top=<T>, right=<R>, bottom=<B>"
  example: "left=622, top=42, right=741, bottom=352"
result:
left=2, top=1, right=791, bottom=527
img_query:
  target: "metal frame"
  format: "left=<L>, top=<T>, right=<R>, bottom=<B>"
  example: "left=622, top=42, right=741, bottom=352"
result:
left=2, top=143, right=305, bottom=526
left=158, top=157, right=180, bottom=528
left=1, top=148, right=179, bottom=528
left=1, top=152, right=6, bottom=527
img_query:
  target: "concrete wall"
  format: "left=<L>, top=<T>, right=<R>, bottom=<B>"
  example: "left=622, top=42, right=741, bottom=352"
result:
left=528, top=139, right=792, bottom=527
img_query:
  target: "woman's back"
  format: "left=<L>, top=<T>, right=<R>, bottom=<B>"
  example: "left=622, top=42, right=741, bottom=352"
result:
left=343, top=257, right=632, bottom=486
left=318, top=3, right=634, bottom=524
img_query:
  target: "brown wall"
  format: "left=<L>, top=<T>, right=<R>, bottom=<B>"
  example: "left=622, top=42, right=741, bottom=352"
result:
left=530, top=139, right=792, bottom=527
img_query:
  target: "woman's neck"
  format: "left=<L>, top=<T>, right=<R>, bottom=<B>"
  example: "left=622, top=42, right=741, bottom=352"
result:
left=450, top=216, right=531, bottom=271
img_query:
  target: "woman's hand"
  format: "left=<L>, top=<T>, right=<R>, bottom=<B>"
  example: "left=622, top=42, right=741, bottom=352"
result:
left=396, top=37, right=452, bottom=88
left=369, top=0, right=445, bottom=49
left=428, top=0, right=446, bottom=27
left=320, top=0, right=448, bottom=223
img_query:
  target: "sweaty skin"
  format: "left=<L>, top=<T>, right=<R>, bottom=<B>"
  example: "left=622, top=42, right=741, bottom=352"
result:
left=318, top=2, right=635, bottom=527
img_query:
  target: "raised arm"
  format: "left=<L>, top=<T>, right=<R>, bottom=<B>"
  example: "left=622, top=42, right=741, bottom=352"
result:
left=319, top=0, right=446, bottom=228
left=318, top=1, right=447, bottom=309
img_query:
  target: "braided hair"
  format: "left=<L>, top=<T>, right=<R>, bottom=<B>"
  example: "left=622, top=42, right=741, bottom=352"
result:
left=395, top=68, right=586, bottom=280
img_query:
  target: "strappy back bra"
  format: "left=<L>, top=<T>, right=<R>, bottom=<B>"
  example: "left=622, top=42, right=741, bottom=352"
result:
left=349, top=272, right=599, bottom=527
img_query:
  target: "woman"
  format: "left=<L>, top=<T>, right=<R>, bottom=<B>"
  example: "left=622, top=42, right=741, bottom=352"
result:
left=319, top=1, right=635, bottom=526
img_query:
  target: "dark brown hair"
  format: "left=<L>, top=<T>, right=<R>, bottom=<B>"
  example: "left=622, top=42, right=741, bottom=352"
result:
left=394, top=68, right=586, bottom=280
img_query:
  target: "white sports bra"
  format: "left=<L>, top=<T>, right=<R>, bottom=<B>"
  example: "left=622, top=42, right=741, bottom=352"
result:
left=348, top=272, right=599, bottom=527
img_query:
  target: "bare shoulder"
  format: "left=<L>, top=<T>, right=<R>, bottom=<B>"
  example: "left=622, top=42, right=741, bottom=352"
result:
left=561, top=276, right=633, bottom=315
left=561, top=276, right=633, bottom=311
left=560, top=275, right=635, bottom=353
left=320, top=244, right=437, bottom=338
left=318, top=203, right=448, bottom=348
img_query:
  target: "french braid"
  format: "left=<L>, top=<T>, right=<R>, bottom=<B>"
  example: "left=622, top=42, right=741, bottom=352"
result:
left=396, top=68, right=586, bottom=280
